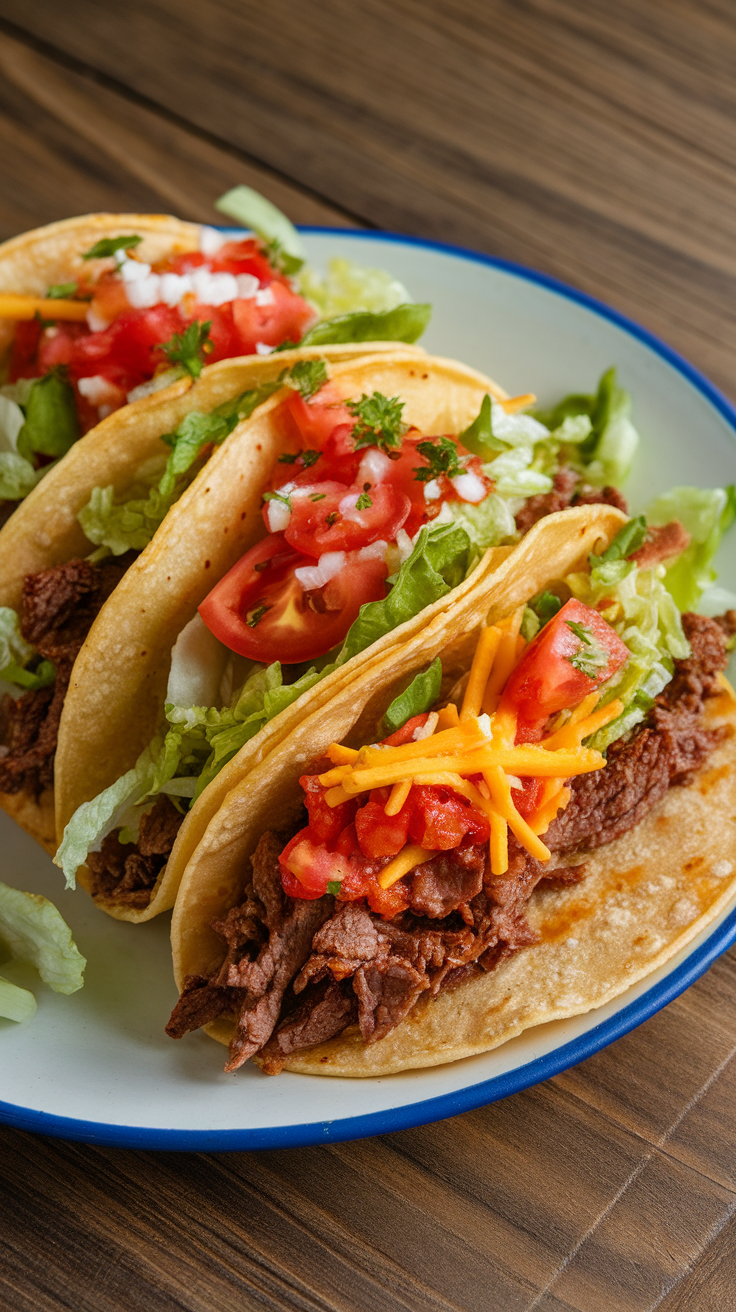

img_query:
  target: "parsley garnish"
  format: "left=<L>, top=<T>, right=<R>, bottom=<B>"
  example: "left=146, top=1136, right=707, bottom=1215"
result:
left=565, top=621, right=610, bottom=679
left=413, top=437, right=463, bottom=483
left=355, top=491, right=373, bottom=510
left=82, top=234, right=142, bottom=261
left=278, top=452, right=298, bottom=464
left=161, top=321, right=214, bottom=379
left=47, top=281, right=79, bottom=300
left=589, top=515, right=647, bottom=568
left=247, top=602, right=270, bottom=628
left=300, top=449, right=320, bottom=468
left=348, top=391, right=408, bottom=453
left=326, top=880, right=342, bottom=896
left=284, top=358, right=328, bottom=400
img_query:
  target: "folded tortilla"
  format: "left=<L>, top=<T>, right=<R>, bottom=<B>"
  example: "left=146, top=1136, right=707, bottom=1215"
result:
left=53, top=351, right=508, bottom=919
left=168, top=505, right=736, bottom=1074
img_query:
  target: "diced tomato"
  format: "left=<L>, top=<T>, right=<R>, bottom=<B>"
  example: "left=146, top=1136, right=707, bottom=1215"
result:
left=500, top=598, right=629, bottom=734
left=283, top=385, right=355, bottom=449
left=283, top=481, right=410, bottom=557
left=511, top=777, right=544, bottom=819
left=366, top=881, right=411, bottom=918
left=198, top=532, right=388, bottom=664
left=300, top=774, right=358, bottom=843
left=380, top=434, right=491, bottom=537
left=280, top=826, right=352, bottom=898
left=407, top=785, right=490, bottom=850
left=354, top=787, right=413, bottom=858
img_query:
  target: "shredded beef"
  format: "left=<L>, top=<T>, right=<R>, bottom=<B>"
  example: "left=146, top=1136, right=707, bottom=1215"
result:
left=514, top=466, right=629, bottom=534
left=0, top=556, right=132, bottom=796
left=169, top=611, right=731, bottom=1071
left=166, top=832, right=332, bottom=1070
left=86, top=796, right=185, bottom=909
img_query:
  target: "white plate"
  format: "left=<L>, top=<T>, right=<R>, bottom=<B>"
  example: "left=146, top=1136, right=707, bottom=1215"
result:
left=1, top=229, right=735, bottom=1149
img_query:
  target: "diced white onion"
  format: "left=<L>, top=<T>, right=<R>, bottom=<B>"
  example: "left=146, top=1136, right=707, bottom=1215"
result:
left=295, top=551, right=346, bottom=590
left=254, top=283, right=274, bottom=305
left=394, top=528, right=413, bottom=564
left=199, top=225, right=229, bottom=256
left=86, top=308, right=109, bottom=332
left=77, top=375, right=120, bottom=406
left=451, top=470, right=486, bottom=503
left=265, top=499, right=291, bottom=532
left=159, top=272, right=191, bottom=306
left=191, top=268, right=240, bottom=306
left=125, top=273, right=163, bottom=309
left=357, top=539, right=387, bottom=562
left=357, top=447, right=393, bottom=486
left=476, top=713, right=492, bottom=738
left=119, top=258, right=152, bottom=283
left=423, top=479, right=442, bottom=501
left=256, top=341, right=275, bottom=355
left=413, top=711, right=439, bottom=740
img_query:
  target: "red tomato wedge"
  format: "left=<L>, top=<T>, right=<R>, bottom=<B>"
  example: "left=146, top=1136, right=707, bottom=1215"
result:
left=284, top=385, right=354, bottom=449
left=198, top=533, right=389, bottom=664
left=500, top=598, right=629, bottom=732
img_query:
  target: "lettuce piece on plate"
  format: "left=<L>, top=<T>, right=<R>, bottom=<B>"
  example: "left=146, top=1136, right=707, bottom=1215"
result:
left=646, top=484, right=736, bottom=612
left=0, top=881, right=86, bottom=1020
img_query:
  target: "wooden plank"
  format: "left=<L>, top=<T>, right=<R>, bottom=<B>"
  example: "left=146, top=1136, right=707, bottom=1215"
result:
left=0, top=30, right=350, bottom=240
left=3, top=2, right=736, bottom=391
left=657, top=1212, right=736, bottom=1312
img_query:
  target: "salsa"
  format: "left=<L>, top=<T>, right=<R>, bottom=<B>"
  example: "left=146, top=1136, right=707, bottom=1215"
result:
left=198, top=380, right=492, bottom=664
left=9, top=234, right=315, bottom=432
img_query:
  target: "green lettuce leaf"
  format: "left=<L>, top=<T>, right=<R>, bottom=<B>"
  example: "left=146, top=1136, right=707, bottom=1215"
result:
left=0, top=881, right=85, bottom=993
left=215, top=186, right=306, bottom=263
left=299, top=257, right=412, bottom=318
left=646, top=485, right=736, bottom=612
left=534, top=367, right=638, bottom=486
left=0, top=451, right=44, bottom=501
left=0, top=391, right=26, bottom=452
left=297, top=303, right=431, bottom=346
left=443, top=493, right=517, bottom=554
left=0, top=976, right=37, bottom=1022
left=0, top=607, right=54, bottom=694
left=383, top=657, right=442, bottom=733
left=16, top=369, right=80, bottom=462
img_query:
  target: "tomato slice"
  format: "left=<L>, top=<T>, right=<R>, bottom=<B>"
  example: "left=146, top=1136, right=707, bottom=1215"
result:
left=198, top=533, right=388, bottom=664
left=283, top=385, right=355, bottom=449
left=283, top=481, right=410, bottom=557
left=501, top=598, right=629, bottom=732
left=280, top=826, right=353, bottom=899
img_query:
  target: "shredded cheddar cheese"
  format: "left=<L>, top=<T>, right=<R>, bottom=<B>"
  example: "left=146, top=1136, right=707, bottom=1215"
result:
left=0, top=293, right=89, bottom=321
left=378, top=845, right=433, bottom=889
left=385, top=778, right=412, bottom=816
left=461, top=626, right=501, bottom=721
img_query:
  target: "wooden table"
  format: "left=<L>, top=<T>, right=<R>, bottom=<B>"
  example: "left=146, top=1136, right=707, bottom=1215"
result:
left=1, top=4, right=735, bottom=1307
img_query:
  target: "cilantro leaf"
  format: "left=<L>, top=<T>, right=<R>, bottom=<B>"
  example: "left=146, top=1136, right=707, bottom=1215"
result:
left=565, top=621, right=610, bottom=679
left=82, top=234, right=142, bottom=261
left=263, top=490, right=291, bottom=509
left=413, top=437, right=463, bottom=483
left=283, top=358, right=328, bottom=400
left=47, top=282, right=79, bottom=300
left=589, top=515, right=647, bottom=568
left=348, top=392, right=407, bottom=453
left=161, top=321, right=213, bottom=379
left=246, top=602, right=270, bottom=628
left=326, top=880, right=342, bottom=896
left=355, top=491, right=372, bottom=510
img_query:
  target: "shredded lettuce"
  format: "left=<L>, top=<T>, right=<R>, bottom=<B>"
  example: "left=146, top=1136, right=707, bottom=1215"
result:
left=0, top=881, right=85, bottom=1000
left=533, top=368, right=639, bottom=486
left=0, top=452, right=43, bottom=501
left=215, top=186, right=306, bottom=263
left=0, top=391, right=25, bottom=452
left=0, top=607, right=54, bottom=696
left=16, top=369, right=80, bottom=463
left=383, top=657, right=442, bottom=733
left=299, top=256, right=412, bottom=318
left=443, top=493, right=517, bottom=555
left=297, top=303, right=431, bottom=347
left=0, top=976, right=37, bottom=1022
left=646, top=485, right=736, bottom=612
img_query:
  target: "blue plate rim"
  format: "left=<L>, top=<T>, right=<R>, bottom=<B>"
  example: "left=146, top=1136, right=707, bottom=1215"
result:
left=2, top=227, right=735, bottom=1152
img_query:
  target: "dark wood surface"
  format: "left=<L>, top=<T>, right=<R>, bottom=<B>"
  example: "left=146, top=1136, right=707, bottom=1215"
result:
left=1, top=4, right=735, bottom=1308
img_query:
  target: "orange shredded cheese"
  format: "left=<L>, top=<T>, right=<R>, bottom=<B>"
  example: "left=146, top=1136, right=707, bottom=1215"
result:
left=0, top=293, right=89, bottom=321
left=378, top=845, right=432, bottom=889
left=482, top=765, right=551, bottom=862
left=385, top=779, right=412, bottom=816
left=460, top=626, right=501, bottom=720
left=489, top=811, right=509, bottom=874
left=529, top=786, right=572, bottom=836
left=482, top=608, right=524, bottom=713
left=500, top=392, right=536, bottom=413
left=436, top=703, right=460, bottom=730
left=542, top=698, right=623, bottom=752
left=327, top=743, right=359, bottom=766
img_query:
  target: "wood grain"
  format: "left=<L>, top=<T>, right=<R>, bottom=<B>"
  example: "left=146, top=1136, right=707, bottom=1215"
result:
left=0, top=2, right=736, bottom=1309
left=2, top=1, right=736, bottom=393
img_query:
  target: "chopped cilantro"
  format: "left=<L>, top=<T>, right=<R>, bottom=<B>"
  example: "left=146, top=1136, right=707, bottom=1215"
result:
left=355, top=491, right=373, bottom=510
left=82, top=234, right=142, bottom=261
left=310, top=493, right=326, bottom=502
left=161, top=321, right=213, bottom=379
left=247, top=602, right=270, bottom=628
left=284, top=358, right=328, bottom=400
left=300, top=449, right=320, bottom=468
left=348, top=391, right=407, bottom=453
left=263, top=490, right=291, bottom=509
left=326, top=880, right=342, bottom=896
left=413, top=437, right=463, bottom=483
left=278, top=452, right=298, bottom=464
left=565, top=621, right=610, bottom=679
left=47, top=281, right=79, bottom=300
left=265, top=238, right=304, bottom=278
left=589, top=515, right=647, bottom=568
left=325, top=511, right=338, bottom=527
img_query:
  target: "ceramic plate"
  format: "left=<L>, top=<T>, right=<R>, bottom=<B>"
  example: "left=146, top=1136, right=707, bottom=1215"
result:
left=1, top=229, right=735, bottom=1150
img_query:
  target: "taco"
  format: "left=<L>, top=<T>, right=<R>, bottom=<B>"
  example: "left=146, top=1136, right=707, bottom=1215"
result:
left=0, top=196, right=429, bottom=526
left=0, top=346, right=428, bottom=853
left=164, top=504, right=736, bottom=1076
left=52, top=356, right=634, bottom=922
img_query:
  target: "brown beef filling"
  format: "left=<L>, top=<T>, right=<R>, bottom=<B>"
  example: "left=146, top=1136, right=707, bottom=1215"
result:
left=0, top=556, right=133, bottom=797
left=85, top=795, right=185, bottom=910
left=167, top=611, right=735, bottom=1072
left=514, top=467, right=628, bottom=534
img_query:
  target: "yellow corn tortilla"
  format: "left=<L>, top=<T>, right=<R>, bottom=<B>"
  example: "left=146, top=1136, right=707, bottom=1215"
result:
left=168, top=504, right=671, bottom=1068
left=54, top=351, right=510, bottom=920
